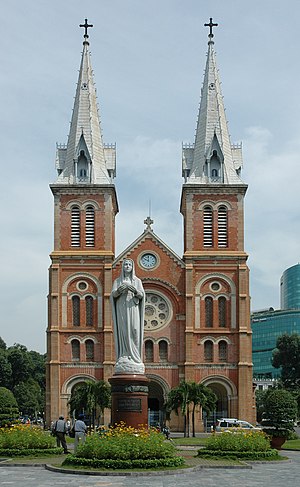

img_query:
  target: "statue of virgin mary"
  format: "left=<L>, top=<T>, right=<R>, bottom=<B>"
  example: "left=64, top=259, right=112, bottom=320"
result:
left=110, top=259, right=145, bottom=374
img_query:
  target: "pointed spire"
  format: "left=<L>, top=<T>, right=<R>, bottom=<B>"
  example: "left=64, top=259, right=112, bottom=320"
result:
left=183, top=18, right=244, bottom=184
left=55, top=20, right=115, bottom=185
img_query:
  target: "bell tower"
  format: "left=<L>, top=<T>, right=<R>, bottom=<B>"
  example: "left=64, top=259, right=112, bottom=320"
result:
left=46, top=20, right=118, bottom=423
left=180, top=19, right=254, bottom=422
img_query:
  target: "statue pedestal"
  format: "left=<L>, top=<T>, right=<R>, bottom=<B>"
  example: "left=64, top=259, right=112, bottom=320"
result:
left=109, top=374, right=150, bottom=428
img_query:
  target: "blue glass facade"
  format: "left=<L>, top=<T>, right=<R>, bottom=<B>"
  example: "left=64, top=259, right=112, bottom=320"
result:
left=251, top=308, right=300, bottom=378
left=280, top=263, right=300, bottom=310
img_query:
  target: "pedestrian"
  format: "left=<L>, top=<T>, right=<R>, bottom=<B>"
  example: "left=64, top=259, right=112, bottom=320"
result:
left=74, top=413, right=87, bottom=453
left=52, top=415, right=69, bottom=454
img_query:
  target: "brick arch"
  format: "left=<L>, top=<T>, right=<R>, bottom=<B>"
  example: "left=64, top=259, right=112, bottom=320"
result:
left=61, top=374, right=97, bottom=396
left=195, top=273, right=236, bottom=330
left=201, top=375, right=237, bottom=418
left=61, top=273, right=102, bottom=328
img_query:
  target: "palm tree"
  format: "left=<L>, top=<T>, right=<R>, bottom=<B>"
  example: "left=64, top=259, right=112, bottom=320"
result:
left=165, top=381, right=217, bottom=437
left=68, top=380, right=111, bottom=430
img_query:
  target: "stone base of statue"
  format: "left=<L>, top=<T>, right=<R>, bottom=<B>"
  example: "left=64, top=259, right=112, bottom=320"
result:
left=109, top=373, right=150, bottom=428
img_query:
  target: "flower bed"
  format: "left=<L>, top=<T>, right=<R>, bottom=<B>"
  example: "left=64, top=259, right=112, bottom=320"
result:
left=0, top=425, right=62, bottom=456
left=63, top=423, right=184, bottom=470
left=197, top=431, right=279, bottom=460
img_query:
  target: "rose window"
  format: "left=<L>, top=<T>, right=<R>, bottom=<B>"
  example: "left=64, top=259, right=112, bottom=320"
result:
left=144, top=293, right=171, bottom=330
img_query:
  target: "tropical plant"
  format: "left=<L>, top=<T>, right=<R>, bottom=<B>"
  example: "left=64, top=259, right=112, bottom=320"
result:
left=0, top=387, right=19, bottom=427
left=272, top=333, right=300, bottom=388
left=68, top=380, right=111, bottom=429
left=165, top=380, right=216, bottom=437
left=261, top=388, right=297, bottom=439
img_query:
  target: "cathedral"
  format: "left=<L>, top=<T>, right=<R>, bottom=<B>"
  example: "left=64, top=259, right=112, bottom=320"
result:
left=46, top=19, right=255, bottom=430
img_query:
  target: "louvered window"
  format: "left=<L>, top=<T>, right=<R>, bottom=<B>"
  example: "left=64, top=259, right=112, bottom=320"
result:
left=85, top=340, right=94, bottom=361
left=205, top=297, right=213, bottom=327
left=72, top=296, right=80, bottom=326
left=85, top=296, right=93, bottom=326
left=85, top=206, right=95, bottom=247
left=145, top=340, right=154, bottom=362
left=71, top=339, right=80, bottom=361
left=219, top=340, right=228, bottom=362
left=203, top=206, right=213, bottom=247
left=159, top=340, right=168, bottom=361
left=204, top=341, right=213, bottom=362
left=71, top=206, right=80, bottom=247
left=218, top=297, right=227, bottom=327
left=218, top=206, right=228, bottom=247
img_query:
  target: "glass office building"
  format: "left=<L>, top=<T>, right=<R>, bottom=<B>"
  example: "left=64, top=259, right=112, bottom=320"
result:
left=280, top=263, right=300, bottom=310
left=252, top=308, right=300, bottom=378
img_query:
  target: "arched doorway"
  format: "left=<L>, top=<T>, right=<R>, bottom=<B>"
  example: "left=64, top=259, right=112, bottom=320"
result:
left=201, top=376, right=237, bottom=431
left=147, top=379, right=167, bottom=428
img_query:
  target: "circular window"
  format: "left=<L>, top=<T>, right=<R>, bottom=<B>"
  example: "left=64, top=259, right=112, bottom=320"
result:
left=144, top=292, right=172, bottom=331
left=210, top=282, right=220, bottom=292
left=77, top=281, right=88, bottom=291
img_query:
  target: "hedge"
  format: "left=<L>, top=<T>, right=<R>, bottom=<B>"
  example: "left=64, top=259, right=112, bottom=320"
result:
left=0, top=447, right=63, bottom=457
left=63, top=455, right=185, bottom=470
left=197, top=449, right=279, bottom=460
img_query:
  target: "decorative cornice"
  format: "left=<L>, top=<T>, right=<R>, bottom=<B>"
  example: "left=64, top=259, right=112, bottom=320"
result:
left=142, top=277, right=182, bottom=296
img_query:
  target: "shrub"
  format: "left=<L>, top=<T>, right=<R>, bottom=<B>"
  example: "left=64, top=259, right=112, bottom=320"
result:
left=63, top=455, right=184, bottom=470
left=0, top=387, right=19, bottom=427
left=75, top=424, right=177, bottom=461
left=0, top=425, right=56, bottom=450
left=197, top=449, right=279, bottom=460
left=203, top=430, right=271, bottom=452
left=262, top=389, right=297, bottom=438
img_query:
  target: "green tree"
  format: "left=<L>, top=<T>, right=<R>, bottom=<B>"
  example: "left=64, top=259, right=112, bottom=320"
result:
left=13, top=379, right=43, bottom=417
left=0, top=387, right=19, bottom=427
left=272, top=333, right=300, bottom=388
left=165, top=381, right=216, bottom=437
left=0, top=351, right=12, bottom=388
left=68, top=380, right=111, bottom=429
left=0, top=336, right=7, bottom=350
left=7, top=344, right=32, bottom=388
left=262, top=388, right=297, bottom=438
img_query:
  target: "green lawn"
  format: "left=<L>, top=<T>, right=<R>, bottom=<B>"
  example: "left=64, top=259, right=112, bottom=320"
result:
left=282, top=438, right=300, bottom=450
left=171, top=437, right=208, bottom=446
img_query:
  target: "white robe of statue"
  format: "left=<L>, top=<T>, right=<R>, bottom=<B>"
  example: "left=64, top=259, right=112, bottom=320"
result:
left=110, top=259, right=145, bottom=374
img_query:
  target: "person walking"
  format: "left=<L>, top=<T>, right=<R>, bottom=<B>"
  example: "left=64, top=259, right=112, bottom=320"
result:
left=53, top=415, right=69, bottom=454
left=74, top=414, right=87, bottom=453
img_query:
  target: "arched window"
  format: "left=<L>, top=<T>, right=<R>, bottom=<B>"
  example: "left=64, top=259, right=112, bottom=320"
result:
left=71, top=206, right=80, bottom=247
left=204, top=340, right=213, bottom=362
left=219, top=340, right=228, bottom=362
left=72, top=296, right=80, bottom=326
left=212, top=168, right=218, bottom=178
left=205, top=297, right=213, bottom=327
left=85, top=296, right=93, bottom=326
left=159, top=340, right=168, bottom=362
left=85, top=340, right=94, bottom=361
left=218, top=297, right=227, bottom=327
left=85, top=206, right=95, bottom=247
left=71, top=339, right=80, bottom=361
left=218, top=206, right=228, bottom=247
left=203, top=206, right=213, bottom=247
left=145, top=340, right=154, bottom=362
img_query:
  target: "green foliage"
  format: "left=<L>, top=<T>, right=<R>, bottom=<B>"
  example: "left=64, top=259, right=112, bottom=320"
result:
left=0, top=337, right=7, bottom=350
left=262, top=388, right=297, bottom=438
left=0, top=387, right=19, bottom=427
left=68, top=380, right=111, bottom=429
left=0, top=447, right=62, bottom=457
left=75, top=425, right=176, bottom=461
left=0, top=353, right=12, bottom=389
left=63, top=455, right=184, bottom=470
left=14, top=379, right=43, bottom=417
left=164, top=380, right=217, bottom=437
left=272, top=333, right=300, bottom=388
left=204, top=430, right=271, bottom=452
left=0, top=425, right=55, bottom=450
left=197, top=449, right=279, bottom=460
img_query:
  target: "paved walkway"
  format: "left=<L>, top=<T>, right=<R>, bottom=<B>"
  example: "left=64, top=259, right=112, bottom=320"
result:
left=0, top=451, right=299, bottom=486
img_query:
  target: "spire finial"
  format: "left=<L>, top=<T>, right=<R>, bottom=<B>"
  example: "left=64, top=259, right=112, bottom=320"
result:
left=144, top=216, right=154, bottom=231
left=79, top=18, right=93, bottom=40
left=204, top=17, right=218, bottom=41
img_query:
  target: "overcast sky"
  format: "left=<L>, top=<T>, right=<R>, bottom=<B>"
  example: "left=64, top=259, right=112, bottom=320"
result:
left=1, top=0, right=300, bottom=353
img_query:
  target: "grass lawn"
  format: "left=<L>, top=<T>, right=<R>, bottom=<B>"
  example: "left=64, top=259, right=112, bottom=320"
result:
left=282, top=438, right=300, bottom=450
left=171, top=437, right=208, bottom=446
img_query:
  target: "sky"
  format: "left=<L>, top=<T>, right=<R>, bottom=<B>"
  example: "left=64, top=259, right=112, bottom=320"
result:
left=1, top=0, right=300, bottom=353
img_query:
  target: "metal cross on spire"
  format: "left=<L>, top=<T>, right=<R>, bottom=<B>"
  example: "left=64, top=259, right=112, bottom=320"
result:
left=204, top=17, right=218, bottom=38
left=144, top=216, right=154, bottom=231
left=79, top=18, right=93, bottom=38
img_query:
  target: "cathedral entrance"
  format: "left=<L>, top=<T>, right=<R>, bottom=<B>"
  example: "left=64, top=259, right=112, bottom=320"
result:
left=147, top=380, right=165, bottom=428
left=201, top=377, right=237, bottom=431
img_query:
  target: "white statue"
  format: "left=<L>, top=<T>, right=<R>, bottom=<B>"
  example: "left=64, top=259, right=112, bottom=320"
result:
left=110, top=259, right=145, bottom=374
